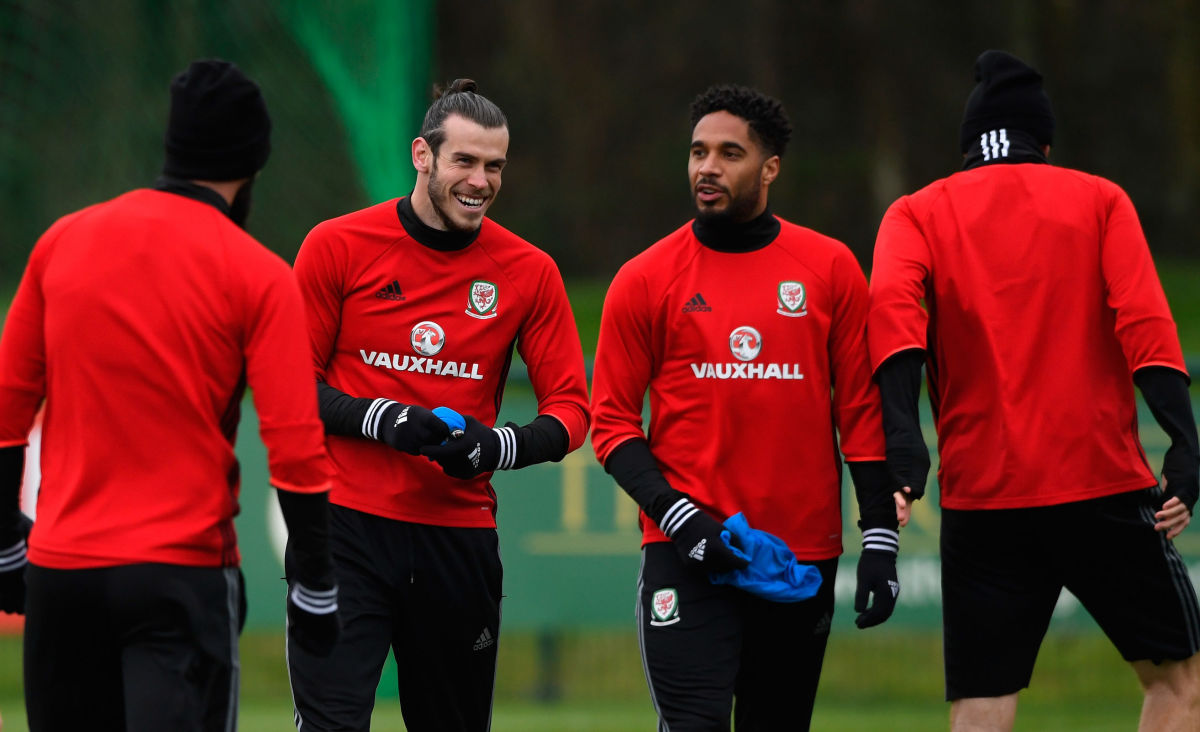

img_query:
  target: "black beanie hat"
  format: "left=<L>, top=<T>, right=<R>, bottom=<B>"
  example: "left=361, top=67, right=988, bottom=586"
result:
left=960, top=50, right=1054, bottom=153
left=163, top=59, right=271, bottom=181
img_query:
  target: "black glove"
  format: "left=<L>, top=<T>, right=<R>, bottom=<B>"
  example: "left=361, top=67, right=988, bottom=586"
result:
left=854, top=528, right=899, bottom=629
left=659, top=496, right=749, bottom=575
left=420, top=416, right=514, bottom=480
left=368, top=400, right=450, bottom=455
left=286, top=582, right=340, bottom=657
left=0, top=534, right=27, bottom=615
left=1162, top=443, right=1199, bottom=514
left=887, top=437, right=930, bottom=501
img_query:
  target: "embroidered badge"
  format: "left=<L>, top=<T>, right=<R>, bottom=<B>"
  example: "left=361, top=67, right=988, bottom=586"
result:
left=650, top=587, right=681, bottom=627
left=777, top=281, right=808, bottom=317
left=466, top=280, right=499, bottom=319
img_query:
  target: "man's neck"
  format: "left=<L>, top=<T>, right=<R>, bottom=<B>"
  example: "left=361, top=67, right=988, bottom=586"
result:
left=408, top=180, right=446, bottom=231
left=189, top=179, right=244, bottom=207
left=691, top=206, right=780, bottom=253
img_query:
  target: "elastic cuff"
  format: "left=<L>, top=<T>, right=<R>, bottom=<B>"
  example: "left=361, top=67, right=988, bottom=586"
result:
left=493, top=426, right=517, bottom=470
left=660, top=497, right=698, bottom=537
left=289, top=583, right=338, bottom=615
left=862, top=528, right=899, bottom=554
left=361, top=398, right=398, bottom=439
left=0, top=540, right=27, bottom=572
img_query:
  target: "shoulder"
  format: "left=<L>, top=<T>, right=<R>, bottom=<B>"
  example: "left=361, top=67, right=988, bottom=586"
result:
left=475, top=217, right=557, bottom=269
left=617, top=221, right=697, bottom=279
left=43, top=189, right=148, bottom=240
left=306, top=199, right=402, bottom=245
left=774, top=217, right=859, bottom=267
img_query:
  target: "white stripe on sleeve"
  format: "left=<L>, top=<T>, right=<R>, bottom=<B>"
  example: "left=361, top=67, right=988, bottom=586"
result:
left=361, top=398, right=398, bottom=440
left=862, top=527, right=900, bottom=554
left=493, top=426, right=517, bottom=470
left=0, top=541, right=27, bottom=572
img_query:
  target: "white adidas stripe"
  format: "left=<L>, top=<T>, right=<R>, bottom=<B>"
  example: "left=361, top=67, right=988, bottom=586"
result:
left=0, top=541, right=26, bottom=572
left=862, top=528, right=899, bottom=554
left=289, top=583, right=339, bottom=615
left=493, top=426, right=517, bottom=470
left=361, top=398, right=397, bottom=439
left=660, top=499, right=698, bottom=537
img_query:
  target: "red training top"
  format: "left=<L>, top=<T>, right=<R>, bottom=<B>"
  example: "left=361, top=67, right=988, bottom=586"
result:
left=293, top=198, right=590, bottom=527
left=0, top=188, right=331, bottom=569
left=868, top=163, right=1184, bottom=510
left=591, top=218, right=886, bottom=560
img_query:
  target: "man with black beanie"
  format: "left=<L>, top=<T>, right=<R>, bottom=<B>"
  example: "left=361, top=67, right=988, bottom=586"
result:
left=869, top=49, right=1200, bottom=731
left=0, top=58, right=339, bottom=730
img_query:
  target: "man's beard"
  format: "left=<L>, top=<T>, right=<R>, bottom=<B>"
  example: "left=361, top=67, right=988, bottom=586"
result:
left=230, top=179, right=254, bottom=230
left=426, top=160, right=476, bottom=233
left=694, top=176, right=761, bottom=225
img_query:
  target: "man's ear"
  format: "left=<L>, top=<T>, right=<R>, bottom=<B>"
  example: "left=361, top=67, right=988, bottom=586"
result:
left=761, top=155, right=780, bottom=186
left=412, top=137, right=432, bottom=174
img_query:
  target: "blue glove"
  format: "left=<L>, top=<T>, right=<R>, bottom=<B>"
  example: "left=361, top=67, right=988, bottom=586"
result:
left=432, top=406, right=466, bottom=442
left=709, top=513, right=822, bottom=602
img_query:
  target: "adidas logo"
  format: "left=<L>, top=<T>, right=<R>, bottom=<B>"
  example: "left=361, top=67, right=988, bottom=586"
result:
left=473, top=627, right=495, bottom=651
left=688, top=538, right=707, bottom=561
left=376, top=280, right=406, bottom=301
left=681, top=293, right=712, bottom=313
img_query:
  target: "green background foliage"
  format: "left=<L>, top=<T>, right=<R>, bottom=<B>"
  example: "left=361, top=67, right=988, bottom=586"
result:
left=2, top=2, right=1199, bottom=729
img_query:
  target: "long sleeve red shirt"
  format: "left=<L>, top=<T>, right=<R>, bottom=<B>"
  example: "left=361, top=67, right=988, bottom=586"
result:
left=868, top=163, right=1184, bottom=509
left=293, top=198, right=590, bottom=527
left=0, top=188, right=331, bottom=569
left=591, top=218, right=885, bottom=561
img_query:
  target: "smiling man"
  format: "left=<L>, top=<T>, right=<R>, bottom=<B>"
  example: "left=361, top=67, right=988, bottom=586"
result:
left=590, top=84, right=902, bottom=731
left=288, top=79, right=590, bottom=732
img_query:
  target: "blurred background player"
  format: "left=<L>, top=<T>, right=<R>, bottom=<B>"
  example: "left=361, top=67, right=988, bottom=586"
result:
left=589, top=84, right=903, bottom=731
left=288, top=79, right=590, bottom=732
left=0, top=59, right=339, bottom=731
left=869, top=50, right=1200, bottom=732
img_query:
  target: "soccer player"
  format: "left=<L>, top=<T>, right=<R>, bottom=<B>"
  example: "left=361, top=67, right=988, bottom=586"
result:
left=869, top=50, right=1200, bottom=732
left=287, top=79, right=590, bottom=732
left=0, top=59, right=339, bottom=731
left=590, top=84, right=902, bottom=731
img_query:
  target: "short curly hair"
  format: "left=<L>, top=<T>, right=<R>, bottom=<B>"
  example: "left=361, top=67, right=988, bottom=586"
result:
left=689, top=85, right=791, bottom=158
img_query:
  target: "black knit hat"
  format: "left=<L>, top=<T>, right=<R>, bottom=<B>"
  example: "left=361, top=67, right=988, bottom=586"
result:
left=163, top=59, right=271, bottom=181
left=960, top=50, right=1054, bottom=153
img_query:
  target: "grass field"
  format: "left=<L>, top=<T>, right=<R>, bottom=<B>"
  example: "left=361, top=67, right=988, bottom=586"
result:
left=0, top=628, right=1149, bottom=730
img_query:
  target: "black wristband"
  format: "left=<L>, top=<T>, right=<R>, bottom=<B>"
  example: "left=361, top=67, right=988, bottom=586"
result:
left=1135, top=365, right=1199, bottom=510
left=276, top=489, right=334, bottom=590
left=504, top=415, right=569, bottom=469
left=0, top=446, right=25, bottom=547
left=1135, top=366, right=1198, bottom=457
left=317, top=380, right=410, bottom=441
left=849, top=460, right=899, bottom=531
left=604, top=439, right=687, bottom=524
left=877, top=349, right=925, bottom=449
